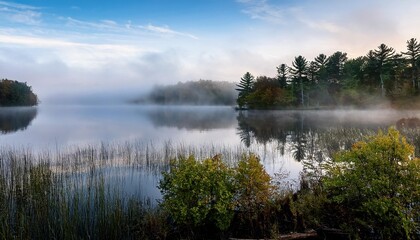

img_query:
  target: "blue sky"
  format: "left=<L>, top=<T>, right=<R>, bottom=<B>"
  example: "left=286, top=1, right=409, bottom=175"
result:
left=1, top=0, right=420, bottom=103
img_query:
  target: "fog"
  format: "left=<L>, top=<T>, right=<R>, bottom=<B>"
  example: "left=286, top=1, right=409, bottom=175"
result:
left=1, top=0, right=420, bottom=105
left=135, top=80, right=237, bottom=106
left=146, top=106, right=236, bottom=130
left=0, top=107, right=37, bottom=134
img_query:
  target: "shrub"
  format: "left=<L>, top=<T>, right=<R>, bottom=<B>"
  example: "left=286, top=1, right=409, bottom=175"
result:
left=159, top=155, right=235, bottom=231
left=323, top=128, right=420, bottom=239
left=234, top=153, right=273, bottom=216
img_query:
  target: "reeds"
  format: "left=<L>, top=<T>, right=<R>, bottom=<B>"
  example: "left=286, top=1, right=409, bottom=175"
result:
left=1, top=127, right=419, bottom=238
left=0, top=141, right=271, bottom=239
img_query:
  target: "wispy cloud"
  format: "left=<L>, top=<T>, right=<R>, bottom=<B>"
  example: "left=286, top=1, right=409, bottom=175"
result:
left=0, top=1, right=42, bottom=25
left=64, top=17, right=198, bottom=40
left=140, top=24, right=199, bottom=40
left=0, top=1, right=39, bottom=10
left=237, top=0, right=343, bottom=34
left=237, top=0, right=286, bottom=24
left=0, top=1, right=198, bottom=40
left=65, top=17, right=123, bottom=32
left=0, top=31, right=146, bottom=70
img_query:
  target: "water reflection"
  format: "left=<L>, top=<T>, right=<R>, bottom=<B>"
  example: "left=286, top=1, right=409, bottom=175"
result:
left=0, top=107, right=37, bottom=134
left=236, top=110, right=419, bottom=162
left=146, top=106, right=236, bottom=130
left=2, top=106, right=420, bottom=204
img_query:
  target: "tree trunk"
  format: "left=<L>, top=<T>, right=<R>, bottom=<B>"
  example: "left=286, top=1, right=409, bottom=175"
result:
left=380, top=74, right=385, bottom=97
left=300, top=78, right=304, bottom=106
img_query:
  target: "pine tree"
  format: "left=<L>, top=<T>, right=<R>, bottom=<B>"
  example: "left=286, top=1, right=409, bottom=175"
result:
left=372, top=44, right=396, bottom=96
left=236, top=72, right=255, bottom=108
left=326, top=51, right=348, bottom=84
left=276, top=64, right=288, bottom=88
left=290, top=56, right=308, bottom=106
left=402, top=38, right=420, bottom=90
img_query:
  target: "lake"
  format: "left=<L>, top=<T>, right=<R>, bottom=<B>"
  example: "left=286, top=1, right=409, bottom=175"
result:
left=1, top=105, right=420, bottom=205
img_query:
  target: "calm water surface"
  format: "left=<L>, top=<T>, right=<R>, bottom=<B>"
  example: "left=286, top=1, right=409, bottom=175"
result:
left=1, top=105, right=420, bottom=204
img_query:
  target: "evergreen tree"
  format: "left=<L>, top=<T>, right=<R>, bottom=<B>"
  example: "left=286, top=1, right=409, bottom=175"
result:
left=402, top=38, right=420, bottom=90
left=314, top=54, right=328, bottom=68
left=363, top=50, right=380, bottom=88
left=326, top=52, right=348, bottom=83
left=372, top=44, right=396, bottom=96
left=307, top=61, right=318, bottom=83
left=342, top=57, right=365, bottom=88
left=276, top=64, right=288, bottom=88
left=290, top=56, right=308, bottom=106
left=313, top=54, right=329, bottom=84
left=236, top=72, right=255, bottom=108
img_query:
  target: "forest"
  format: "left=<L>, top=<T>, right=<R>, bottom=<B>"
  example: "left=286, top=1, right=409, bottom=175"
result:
left=136, top=80, right=236, bottom=105
left=237, top=38, right=420, bottom=109
left=0, top=79, right=38, bottom=106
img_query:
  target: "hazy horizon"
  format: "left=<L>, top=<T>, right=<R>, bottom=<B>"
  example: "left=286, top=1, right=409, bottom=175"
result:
left=1, top=0, right=420, bottom=104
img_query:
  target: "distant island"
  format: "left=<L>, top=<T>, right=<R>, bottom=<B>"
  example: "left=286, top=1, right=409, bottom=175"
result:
left=133, top=80, right=237, bottom=105
left=236, top=38, right=420, bottom=109
left=0, top=79, right=38, bottom=106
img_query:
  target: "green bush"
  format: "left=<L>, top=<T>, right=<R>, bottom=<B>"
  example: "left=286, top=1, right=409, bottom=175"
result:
left=159, top=155, right=235, bottom=230
left=323, top=128, right=420, bottom=239
left=235, top=153, right=272, bottom=213
left=159, top=153, right=277, bottom=236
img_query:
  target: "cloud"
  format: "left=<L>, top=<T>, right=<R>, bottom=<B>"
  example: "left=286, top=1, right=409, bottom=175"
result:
left=237, top=0, right=343, bottom=34
left=139, top=24, right=198, bottom=40
left=65, top=17, right=123, bottom=32
left=64, top=17, right=198, bottom=40
left=0, top=32, right=257, bottom=104
left=0, top=31, right=148, bottom=70
left=1, top=0, right=420, bottom=105
left=237, top=0, right=286, bottom=24
left=0, top=1, right=42, bottom=25
left=0, top=1, right=39, bottom=10
left=236, top=0, right=420, bottom=59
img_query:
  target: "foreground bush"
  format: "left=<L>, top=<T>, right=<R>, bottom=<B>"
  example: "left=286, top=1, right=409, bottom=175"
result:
left=159, top=153, right=277, bottom=238
left=233, top=153, right=274, bottom=236
left=159, top=155, right=235, bottom=232
left=322, top=128, right=420, bottom=239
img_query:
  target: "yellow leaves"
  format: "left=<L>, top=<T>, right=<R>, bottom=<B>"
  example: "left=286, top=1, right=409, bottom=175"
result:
left=323, top=127, right=420, bottom=238
left=160, top=153, right=275, bottom=230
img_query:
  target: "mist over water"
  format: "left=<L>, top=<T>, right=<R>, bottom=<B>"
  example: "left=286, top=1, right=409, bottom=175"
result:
left=0, top=107, right=37, bottom=134
left=2, top=104, right=420, bottom=202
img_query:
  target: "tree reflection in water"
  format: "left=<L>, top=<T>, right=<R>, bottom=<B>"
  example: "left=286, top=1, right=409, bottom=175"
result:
left=0, top=107, right=37, bottom=134
left=146, top=107, right=236, bottom=131
left=235, top=110, right=405, bottom=163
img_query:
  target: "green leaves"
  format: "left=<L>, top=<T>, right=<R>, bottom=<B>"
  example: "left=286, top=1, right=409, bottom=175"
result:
left=323, top=128, right=420, bottom=239
left=159, top=155, right=235, bottom=230
left=235, top=153, right=272, bottom=212
left=159, top=153, right=274, bottom=231
left=0, top=79, right=38, bottom=106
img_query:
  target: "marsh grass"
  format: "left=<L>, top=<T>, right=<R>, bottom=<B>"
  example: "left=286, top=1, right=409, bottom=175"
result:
left=0, top=141, right=265, bottom=239
left=1, top=127, right=420, bottom=239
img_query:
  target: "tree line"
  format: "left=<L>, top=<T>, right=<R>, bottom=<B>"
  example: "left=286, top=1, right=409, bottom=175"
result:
left=236, top=38, right=420, bottom=109
left=0, top=79, right=38, bottom=106
left=137, top=80, right=237, bottom=105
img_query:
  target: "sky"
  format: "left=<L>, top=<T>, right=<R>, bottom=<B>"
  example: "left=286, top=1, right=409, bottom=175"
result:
left=1, top=0, right=420, bottom=104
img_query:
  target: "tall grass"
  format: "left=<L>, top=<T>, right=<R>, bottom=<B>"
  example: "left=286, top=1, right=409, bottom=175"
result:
left=1, top=127, right=419, bottom=238
left=0, top=141, right=266, bottom=239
